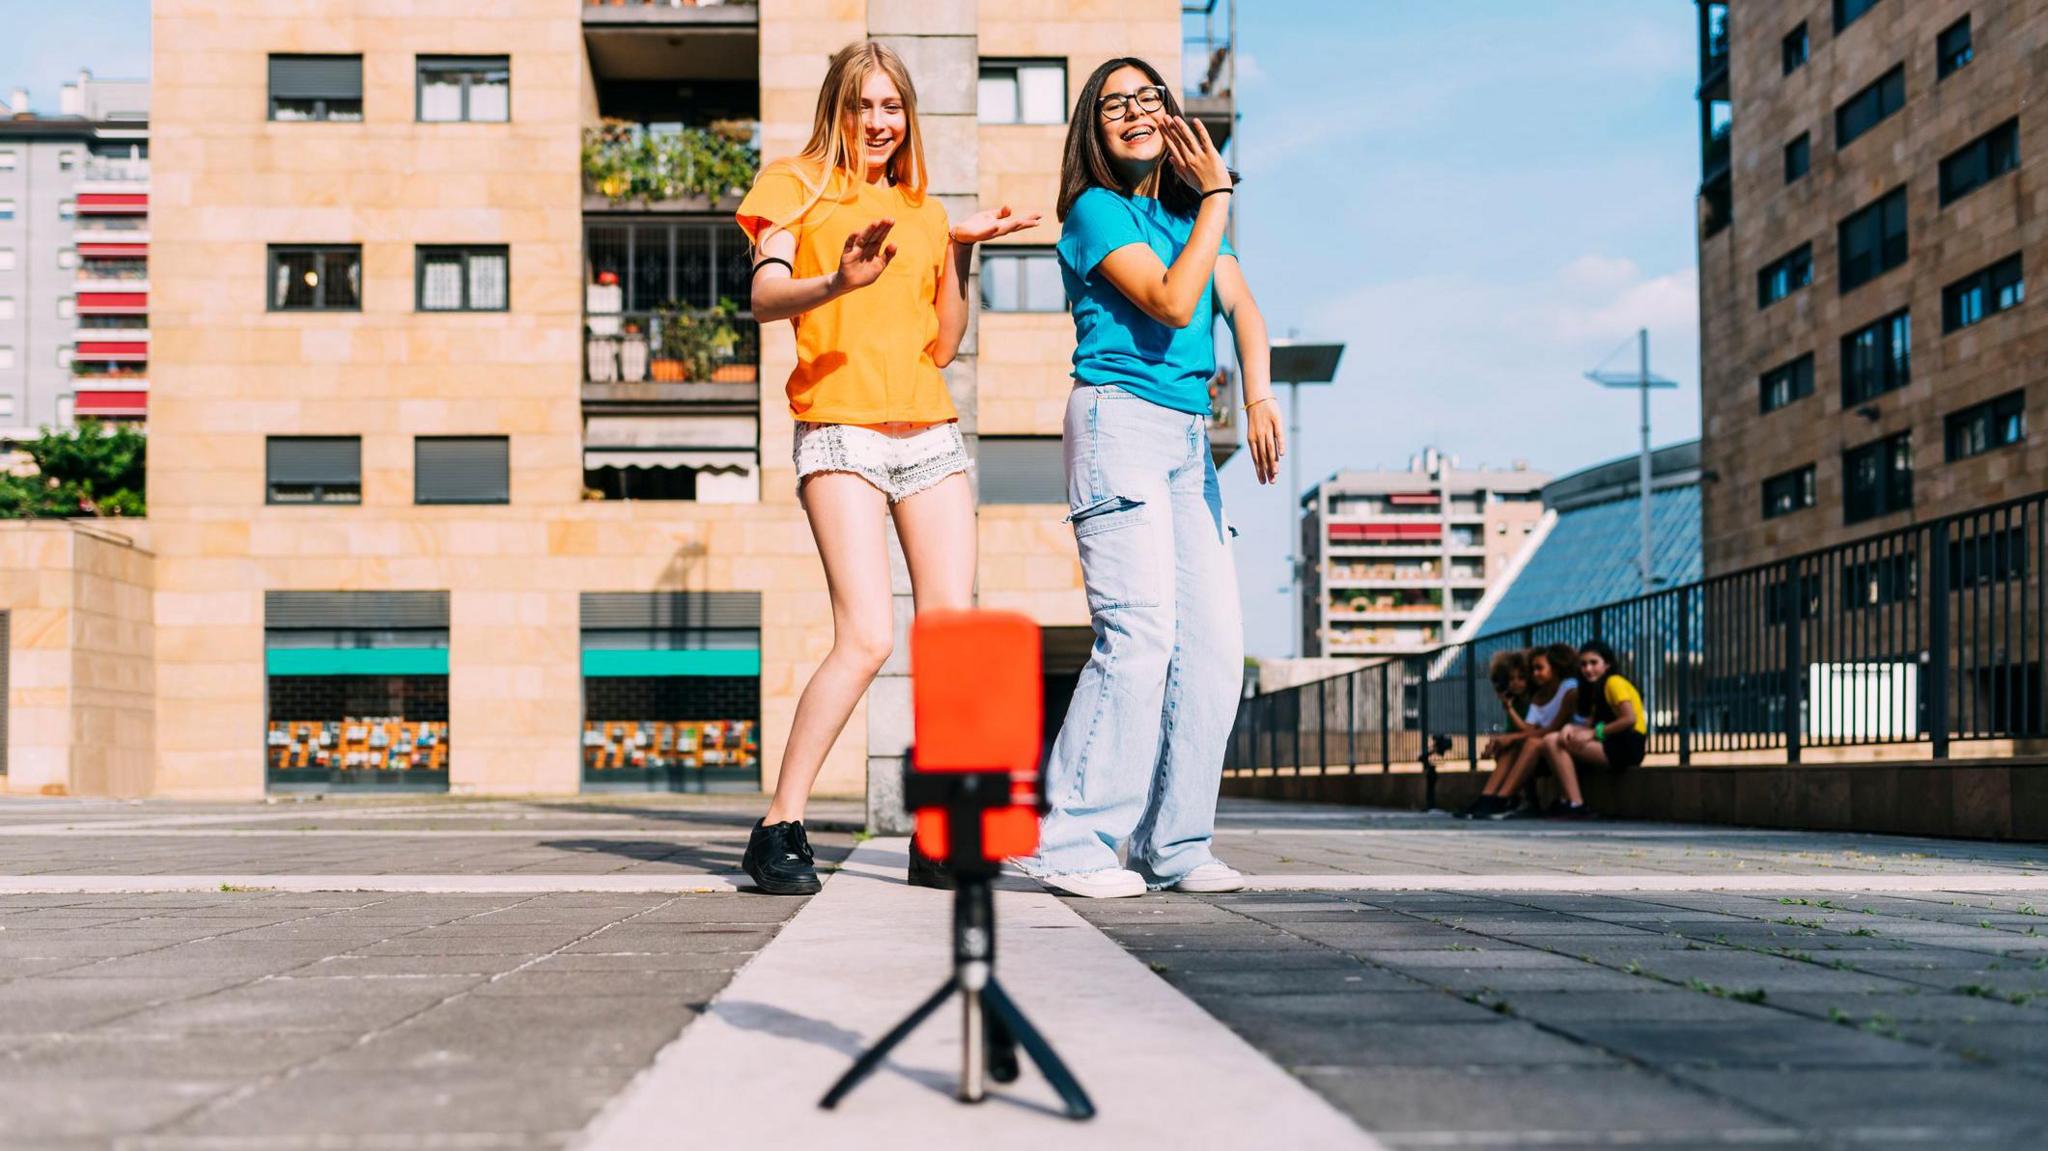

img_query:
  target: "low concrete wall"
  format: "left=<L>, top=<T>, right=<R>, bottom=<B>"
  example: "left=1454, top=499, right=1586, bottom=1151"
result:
left=0, top=521, right=156, bottom=797
left=1222, top=758, right=2048, bottom=842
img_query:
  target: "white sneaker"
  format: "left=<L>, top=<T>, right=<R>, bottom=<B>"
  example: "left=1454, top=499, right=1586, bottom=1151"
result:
left=1171, top=862, right=1246, bottom=893
left=1039, top=867, right=1147, bottom=899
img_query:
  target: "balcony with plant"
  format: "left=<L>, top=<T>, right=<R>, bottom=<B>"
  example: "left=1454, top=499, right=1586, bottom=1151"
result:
left=582, top=118, right=759, bottom=207
left=586, top=293, right=758, bottom=389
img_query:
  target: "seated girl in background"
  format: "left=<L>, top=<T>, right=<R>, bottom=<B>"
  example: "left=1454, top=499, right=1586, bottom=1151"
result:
left=1540, top=640, right=1646, bottom=820
left=1466, top=643, right=1580, bottom=820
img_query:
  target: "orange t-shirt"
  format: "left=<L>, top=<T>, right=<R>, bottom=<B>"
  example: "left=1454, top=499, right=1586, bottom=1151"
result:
left=736, top=159, right=955, bottom=426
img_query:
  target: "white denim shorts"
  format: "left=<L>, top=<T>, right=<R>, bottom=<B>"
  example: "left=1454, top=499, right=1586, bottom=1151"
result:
left=792, top=419, right=972, bottom=503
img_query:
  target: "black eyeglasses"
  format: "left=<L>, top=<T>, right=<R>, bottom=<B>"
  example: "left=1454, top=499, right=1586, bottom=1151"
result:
left=1097, top=86, right=1166, bottom=122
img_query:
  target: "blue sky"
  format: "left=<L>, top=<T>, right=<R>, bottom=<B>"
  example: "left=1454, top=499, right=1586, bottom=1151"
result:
left=1215, top=0, right=1703, bottom=656
left=2, top=1, right=1703, bottom=659
left=0, top=1, right=150, bottom=114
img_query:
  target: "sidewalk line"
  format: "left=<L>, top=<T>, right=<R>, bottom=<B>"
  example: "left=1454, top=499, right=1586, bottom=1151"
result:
left=1234, top=872, right=2048, bottom=892
left=0, top=874, right=749, bottom=894
left=573, top=838, right=1386, bottom=1151
left=0, top=828, right=756, bottom=839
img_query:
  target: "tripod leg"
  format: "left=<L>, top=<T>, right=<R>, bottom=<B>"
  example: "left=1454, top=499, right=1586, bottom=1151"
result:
left=985, top=1007, right=1019, bottom=1084
left=819, top=978, right=958, bottom=1110
left=981, top=979, right=1096, bottom=1120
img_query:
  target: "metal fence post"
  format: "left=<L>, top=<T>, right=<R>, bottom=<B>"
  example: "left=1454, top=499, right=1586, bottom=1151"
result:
left=1318, top=678, right=1328, bottom=775
left=1784, top=561, right=1803, bottom=765
left=1291, top=686, right=1303, bottom=776
left=1346, top=672, right=1358, bottom=771
left=1677, top=587, right=1692, bottom=767
left=1379, top=663, right=1391, bottom=771
left=1463, top=642, right=1478, bottom=771
left=1930, top=520, right=1950, bottom=759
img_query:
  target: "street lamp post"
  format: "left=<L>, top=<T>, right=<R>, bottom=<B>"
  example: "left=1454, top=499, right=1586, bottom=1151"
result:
left=1585, top=327, right=1679, bottom=594
left=1270, top=339, right=1345, bottom=658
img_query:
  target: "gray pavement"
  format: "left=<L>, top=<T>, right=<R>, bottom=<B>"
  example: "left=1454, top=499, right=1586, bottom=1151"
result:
left=1080, top=804, right=2048, bottom=1150
left=2, top=794, right=2046, bottom=1149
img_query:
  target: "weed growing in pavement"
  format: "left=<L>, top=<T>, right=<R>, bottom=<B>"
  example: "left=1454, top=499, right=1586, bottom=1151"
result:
left=1768, top=947, right=1815, bottom=963
left=1957, top=983, right=2035, bottom=1005
left=1848, top=927, right=1879, bottom=937
left=1776, top=916, right=1825, bottom=929
left=1687, top=978, right=1767, bottom=1004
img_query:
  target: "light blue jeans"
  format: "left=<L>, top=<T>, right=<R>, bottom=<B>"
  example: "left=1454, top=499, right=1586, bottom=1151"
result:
left=1021, top=384, right=1244, bottom=885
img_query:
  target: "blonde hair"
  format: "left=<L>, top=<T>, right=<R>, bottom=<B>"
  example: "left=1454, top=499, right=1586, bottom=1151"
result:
left=757, top=41, right=928, bottom=246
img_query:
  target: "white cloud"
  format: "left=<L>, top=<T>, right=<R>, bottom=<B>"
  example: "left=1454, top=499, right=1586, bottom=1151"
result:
left=1559, top=254, right=1641, bottom=293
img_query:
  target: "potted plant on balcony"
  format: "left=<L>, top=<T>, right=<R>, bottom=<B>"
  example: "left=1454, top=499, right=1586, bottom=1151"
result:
left=619, top=320, right=649, bottom=383
left=655, top=298, right=741, bottom=383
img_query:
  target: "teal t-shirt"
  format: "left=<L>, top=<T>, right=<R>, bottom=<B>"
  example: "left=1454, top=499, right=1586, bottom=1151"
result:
left=1055, top=187, right=1235, bottom=415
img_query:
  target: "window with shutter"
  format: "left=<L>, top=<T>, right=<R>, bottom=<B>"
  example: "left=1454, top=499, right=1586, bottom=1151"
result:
left=977, top=437, right=1067, bottom=505
left=415, top=436, right=510, bottom=504
left=269, top=54, right=364, bottom=122
left=267, top=436, right=363, bottom=505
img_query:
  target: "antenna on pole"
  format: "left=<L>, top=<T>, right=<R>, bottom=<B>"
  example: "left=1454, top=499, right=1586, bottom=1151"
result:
left=1586, top=328, right=1679, bottom=594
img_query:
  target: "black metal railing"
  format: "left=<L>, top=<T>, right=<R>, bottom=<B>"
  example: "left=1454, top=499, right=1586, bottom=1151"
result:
left=1230, top=490, right=2048, bottom=785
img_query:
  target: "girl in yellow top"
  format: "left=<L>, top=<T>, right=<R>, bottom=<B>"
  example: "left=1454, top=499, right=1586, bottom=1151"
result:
left=1542, top=640, right=1648, bottom=819
left=733, top=41, right=1040, bottom=894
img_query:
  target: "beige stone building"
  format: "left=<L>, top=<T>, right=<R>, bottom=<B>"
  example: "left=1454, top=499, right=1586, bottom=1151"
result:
left=0, top=0, right=1248, bottom=804
left=1695, top=0, right=2048, bottom=575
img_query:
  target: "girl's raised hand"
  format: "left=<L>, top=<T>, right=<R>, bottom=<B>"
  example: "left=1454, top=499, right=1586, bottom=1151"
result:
left=951, top=205, right=1045, bottom=245
left=1245, top=396, right=1284, bottom=486
left=834, top=218, right=898, bottom=291
left=1162, top=116, right=1233, bottom=195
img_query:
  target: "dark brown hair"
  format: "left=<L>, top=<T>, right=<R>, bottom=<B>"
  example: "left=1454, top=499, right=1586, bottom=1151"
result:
left=1533, top=643, right=1580, bottom=683
left=1056, top=56, right=1200, bottom=221
left=1487, top=649, right=1531, bottom=696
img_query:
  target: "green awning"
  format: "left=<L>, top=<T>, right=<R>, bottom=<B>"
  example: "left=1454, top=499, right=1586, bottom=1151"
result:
left=266, top=648, right=450, bottom=676
left=581, top=649, right=761, bottom=677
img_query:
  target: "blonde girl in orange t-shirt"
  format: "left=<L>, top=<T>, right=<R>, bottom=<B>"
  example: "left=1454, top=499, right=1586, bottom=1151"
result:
left=734, top=41, right=1041, bottom=894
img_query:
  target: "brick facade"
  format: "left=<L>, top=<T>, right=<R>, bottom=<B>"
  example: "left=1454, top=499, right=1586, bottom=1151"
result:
left=1699, top=0, right=2048, bottom=575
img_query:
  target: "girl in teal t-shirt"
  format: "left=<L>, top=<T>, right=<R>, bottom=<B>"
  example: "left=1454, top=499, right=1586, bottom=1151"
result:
left=1016, top=56, right=1284, bottom=901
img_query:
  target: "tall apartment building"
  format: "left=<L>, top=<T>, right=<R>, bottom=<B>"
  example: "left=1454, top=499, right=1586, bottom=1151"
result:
left=0, top=0, right=1241, bottom=801
left=0, top=70, right=150, bottom=437
left=1695, top=0, right=2046, bottom=575
left=1299, top=449, right=1548, bottom=658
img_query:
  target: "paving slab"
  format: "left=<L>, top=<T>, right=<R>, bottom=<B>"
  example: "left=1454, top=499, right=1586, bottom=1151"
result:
left=576, top=838, right=1381, bottom=1150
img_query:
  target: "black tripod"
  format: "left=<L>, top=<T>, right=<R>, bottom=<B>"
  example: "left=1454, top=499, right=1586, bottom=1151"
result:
left=819, top=770, right=1094, bottom=1119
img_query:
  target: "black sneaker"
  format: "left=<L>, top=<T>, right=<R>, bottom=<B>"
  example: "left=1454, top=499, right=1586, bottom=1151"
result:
left=742, top=819, right=822, bottom=895
left=907, top=835, right=955, bottom=890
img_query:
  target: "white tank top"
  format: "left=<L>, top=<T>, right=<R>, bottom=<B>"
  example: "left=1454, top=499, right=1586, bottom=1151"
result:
left=1524, top=678, right=1579, bottom=728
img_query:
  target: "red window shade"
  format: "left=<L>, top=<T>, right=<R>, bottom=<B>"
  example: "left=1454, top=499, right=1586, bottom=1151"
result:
left=77, top=193, right=148, bottom=212
left=75, top=341, right=148, bottom=361
left=77, top=292, right=147, bottom=312
left=74, top=390, right=148, bottom=415
left=1331, top=523, right=1442, bottom=542
left=1387, top=492, right=1441, bottom=505
left=78, top=242, right=148, bottom=258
